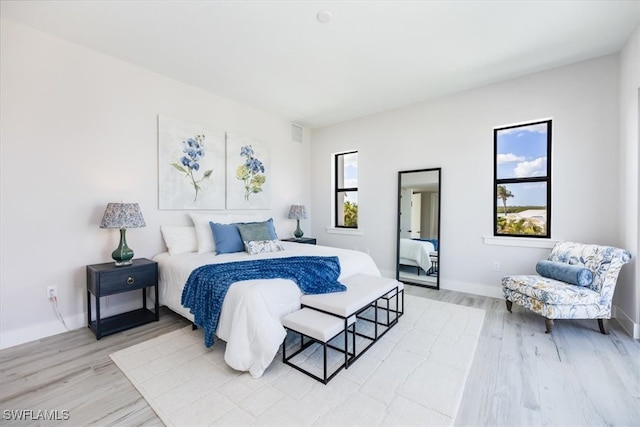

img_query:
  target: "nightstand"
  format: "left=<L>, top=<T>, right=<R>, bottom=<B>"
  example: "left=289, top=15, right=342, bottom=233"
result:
left=86, top=258, right=159, bottom=339
left=281, top=237, right=317, bottom=245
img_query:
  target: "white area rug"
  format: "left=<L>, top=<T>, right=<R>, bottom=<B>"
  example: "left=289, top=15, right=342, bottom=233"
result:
left=110, top=295, right=485, bottom=426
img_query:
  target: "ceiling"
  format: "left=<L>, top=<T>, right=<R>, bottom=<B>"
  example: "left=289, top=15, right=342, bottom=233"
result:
left=2, top=1, right=639, bottom=129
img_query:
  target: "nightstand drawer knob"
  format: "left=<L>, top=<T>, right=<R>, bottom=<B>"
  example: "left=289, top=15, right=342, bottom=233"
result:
left=127, top=277, right=135, bottom=285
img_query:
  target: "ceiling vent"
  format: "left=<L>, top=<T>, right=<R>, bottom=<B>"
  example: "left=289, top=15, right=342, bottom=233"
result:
left=291, top=124, right=303, bottom=143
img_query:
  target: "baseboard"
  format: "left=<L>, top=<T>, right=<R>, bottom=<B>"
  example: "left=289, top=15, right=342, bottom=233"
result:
left=441, top=279, right=504, bottom=299
left=385, top=271, right=504, bottom=300
left=0, top=313, right=85, bottom=349
left=0, top=299, right=147, bottom=349
left=5, top=280, right=632, bottom=348
left=613, top=304, right=640, bottom=339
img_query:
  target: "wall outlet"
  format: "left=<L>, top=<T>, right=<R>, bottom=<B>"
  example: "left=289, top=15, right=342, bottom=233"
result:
left=493, top=262, right=500, bottom=272
left=47, top=285, right=57, bottom=299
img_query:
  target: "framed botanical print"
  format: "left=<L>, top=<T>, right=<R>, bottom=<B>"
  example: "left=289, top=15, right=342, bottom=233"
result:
left=158, top=115, right=225, bottom=210
left=226, top=133, right=270, bottom=209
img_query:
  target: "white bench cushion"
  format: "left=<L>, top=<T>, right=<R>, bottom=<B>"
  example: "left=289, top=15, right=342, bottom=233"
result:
left=383, top=281, right=404, bottom=298
left=301, top=274, right=400, bottom=317
left=282, top=308, right=355, bottom=342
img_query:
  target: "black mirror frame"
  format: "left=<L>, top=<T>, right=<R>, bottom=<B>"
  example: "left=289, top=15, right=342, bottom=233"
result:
left=396, top=167, right=441, bottom=290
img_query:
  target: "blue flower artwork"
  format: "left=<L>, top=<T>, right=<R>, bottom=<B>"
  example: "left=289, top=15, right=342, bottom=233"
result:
left=158, top=115, right=225, bottom=210
left=171, top=134, right=213, bottom=202
left=226, top=134, right=270, bottom=209
left=236, top=144, right=266, bottom=201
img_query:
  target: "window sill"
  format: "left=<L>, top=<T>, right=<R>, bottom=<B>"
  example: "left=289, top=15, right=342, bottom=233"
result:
left=483, top=236, right=557, bottom=249
left=326, top=227, right=363, bottom=236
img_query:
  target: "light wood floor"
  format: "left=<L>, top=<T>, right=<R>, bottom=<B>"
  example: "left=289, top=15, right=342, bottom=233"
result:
left=1, top=286, right=639, bottom=426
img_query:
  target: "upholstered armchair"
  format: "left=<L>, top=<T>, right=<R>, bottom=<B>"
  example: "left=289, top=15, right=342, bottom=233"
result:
left=502, top=241, right=632, bottom=334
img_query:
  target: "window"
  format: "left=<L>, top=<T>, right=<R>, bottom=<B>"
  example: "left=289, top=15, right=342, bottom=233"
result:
left=494, top=120, right=551, bottom=237
left=334, top=151, right=358, bottom=228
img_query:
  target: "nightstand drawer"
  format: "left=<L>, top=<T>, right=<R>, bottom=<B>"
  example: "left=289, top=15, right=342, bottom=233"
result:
left=87, top=259, right=158, bottom=296
left=100, top=264, right=157, bottom=294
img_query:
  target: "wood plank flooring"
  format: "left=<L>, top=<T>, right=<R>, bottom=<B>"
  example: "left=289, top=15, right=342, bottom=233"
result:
left=1, top=287, right=639, bottom=426
left=404, top=286, right=640, bottom=426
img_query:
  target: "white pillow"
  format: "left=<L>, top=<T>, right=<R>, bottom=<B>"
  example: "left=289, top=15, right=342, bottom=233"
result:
left=160, top=226, right=198, bottom=255
left=189, top=213, right=261, bottom=254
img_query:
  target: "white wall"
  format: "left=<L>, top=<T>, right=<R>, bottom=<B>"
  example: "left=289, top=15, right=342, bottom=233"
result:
left=310, top=55, right=628, bottom=304
left=3, top=17, right=637, bottom=346
left=0, top=19, right=311, bottom=348
left=617, top=23, right=640, bottom=338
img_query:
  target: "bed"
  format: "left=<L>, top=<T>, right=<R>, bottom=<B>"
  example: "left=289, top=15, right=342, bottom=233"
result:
left=399, top=238, right=437, bottom=275
left=153, top=241, right=380, bottom=378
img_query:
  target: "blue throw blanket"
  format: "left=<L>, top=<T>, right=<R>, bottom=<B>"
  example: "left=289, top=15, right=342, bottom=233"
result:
left=181, top=256, right=346, bottom=347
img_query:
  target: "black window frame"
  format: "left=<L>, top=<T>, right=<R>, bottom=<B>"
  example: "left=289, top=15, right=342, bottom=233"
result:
left=494, top=119, right=552, bottom=238
left=334, top=150, right=358, bottom=229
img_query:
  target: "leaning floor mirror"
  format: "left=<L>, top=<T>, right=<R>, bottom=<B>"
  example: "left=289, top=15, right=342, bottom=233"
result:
left=396, top=168, right=441, bottom=289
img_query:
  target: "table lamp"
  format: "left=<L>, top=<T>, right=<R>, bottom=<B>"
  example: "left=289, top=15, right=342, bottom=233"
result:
left=288, top=204, right=308, bottom=239
left=100, top=202, right=146, bottom=266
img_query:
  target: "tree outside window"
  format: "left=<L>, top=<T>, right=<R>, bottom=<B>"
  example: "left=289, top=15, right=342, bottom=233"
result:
left=494, top=120, right=551, bottom=237
left=335, top=151, right=358, bottom=228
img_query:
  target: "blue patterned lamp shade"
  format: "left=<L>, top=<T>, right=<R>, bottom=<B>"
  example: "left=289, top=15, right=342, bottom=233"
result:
left=100, top=203, right=146, bottom=266
left=287, top=204, right=308, bottom=220
left=288, top=205, right=308, bottom=239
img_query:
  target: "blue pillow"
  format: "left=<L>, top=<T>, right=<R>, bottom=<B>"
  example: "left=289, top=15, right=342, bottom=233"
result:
left=535, top=260, right=594, bottom=287
left=209, top=218, right=278, bottom=255
left=210, top=222, right=244, bottom=254
left=261, top=218, right=278, bottom=240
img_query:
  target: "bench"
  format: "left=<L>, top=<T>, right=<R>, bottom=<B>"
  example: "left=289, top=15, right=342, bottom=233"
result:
left=282, top=308, right=356, bottom=384
left=378, top=280, right=404, bottom=326
left=282, top=274, right=402, bottom=383
left=302, top=274, right=401, bottom=351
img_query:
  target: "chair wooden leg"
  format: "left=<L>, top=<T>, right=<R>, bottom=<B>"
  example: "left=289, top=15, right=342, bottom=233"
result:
left=544, top=318, right=554, bottom=334
left=505, top=300, right=513, bottom=313
left=598, top=319, right=609, bottom=335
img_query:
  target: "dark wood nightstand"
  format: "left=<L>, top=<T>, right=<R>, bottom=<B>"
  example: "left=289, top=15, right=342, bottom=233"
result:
left=281, top=237, right=317, bottom=245
left=86, top=258, right=159, bottom=339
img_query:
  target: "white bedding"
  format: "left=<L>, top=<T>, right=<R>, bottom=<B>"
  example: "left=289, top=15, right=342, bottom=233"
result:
left=153, top=241, right=380, bottom=378
left=399, top=238, right=435, bottom=274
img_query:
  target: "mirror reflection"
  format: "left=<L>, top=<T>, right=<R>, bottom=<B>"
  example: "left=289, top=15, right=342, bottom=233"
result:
left=396, top=168, right=441, bottom=289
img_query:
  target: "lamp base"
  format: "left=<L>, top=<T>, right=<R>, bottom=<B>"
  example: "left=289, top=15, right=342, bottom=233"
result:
left=112, top=228, right=134, bottom=267
left=294, top=219, right=304, bottom=239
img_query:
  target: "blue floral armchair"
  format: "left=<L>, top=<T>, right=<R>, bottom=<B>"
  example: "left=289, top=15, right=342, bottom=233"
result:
left=502, top=242, right=632, bottom=334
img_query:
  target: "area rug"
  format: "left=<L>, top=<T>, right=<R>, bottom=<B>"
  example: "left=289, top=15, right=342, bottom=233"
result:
left=110, top=295, right=485, bottom=426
